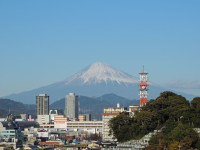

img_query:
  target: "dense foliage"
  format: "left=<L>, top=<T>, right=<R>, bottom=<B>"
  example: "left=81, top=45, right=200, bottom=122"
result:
left=108, top=91, right=200, bottom=149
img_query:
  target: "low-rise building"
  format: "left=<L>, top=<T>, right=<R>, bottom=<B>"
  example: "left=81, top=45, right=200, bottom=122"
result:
left=79, top=114, right=86, bottom=121
left=66, top=121, right=103, bottom=134
left=54, top=115, right=67, bottom=129
left=40, top=115, right=103, bottom=135
left=129, top=105, right=140, bottom=117
left=37, top=115, right=50, bottom=124
left=49, top=110, right=58, bottom=123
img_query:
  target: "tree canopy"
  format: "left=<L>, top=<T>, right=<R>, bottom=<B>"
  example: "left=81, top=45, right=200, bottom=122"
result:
left=108, top=91, right=200, bottom=149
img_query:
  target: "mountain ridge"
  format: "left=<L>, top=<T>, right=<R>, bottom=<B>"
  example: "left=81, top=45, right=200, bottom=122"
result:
left=50, top=93, right=139, bottom=120
left=3, top=62, right=195, bottom=104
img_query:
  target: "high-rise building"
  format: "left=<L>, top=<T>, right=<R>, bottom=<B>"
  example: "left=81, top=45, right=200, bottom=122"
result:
left=65, top=93, right=79, bottom=119
left=36, top=94, right=49, bottom=115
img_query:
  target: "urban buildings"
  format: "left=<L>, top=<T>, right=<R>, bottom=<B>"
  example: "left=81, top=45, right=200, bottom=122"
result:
left=49, top=109, right=58, bottom=123
left=78, top=114, right=91, bottom=121
left=36, top=94, right=49, bottom=115
left=36, top=94, right=50, bottom=124
left=65, top=93, right=79, bottom=119
left=129, top=105, right=140, bottom=117
left=40, top=114, right=103, bottom=135
left=102, top=103, right=128, bottom=141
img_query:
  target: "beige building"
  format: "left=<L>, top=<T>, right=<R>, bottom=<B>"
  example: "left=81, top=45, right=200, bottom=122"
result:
left=37, top=115, right=50, bottom=124
left=40, top=115, right=102, bottom=134
left=102, top=103, right=127, bottom=141
left=54, top=115, right=67, bottom=128
left=78, top=114, right=86, bottom=121
left=129, top=105, right=140, bottom=117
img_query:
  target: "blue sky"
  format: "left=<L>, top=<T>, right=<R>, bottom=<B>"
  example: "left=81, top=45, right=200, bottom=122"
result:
left=0, top=0, right=200, bottom=96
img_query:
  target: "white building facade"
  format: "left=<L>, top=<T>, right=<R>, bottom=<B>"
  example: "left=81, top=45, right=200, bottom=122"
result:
left=65, top=93, right=79, bottom=119
left=102, top=104, right=127, bottom=141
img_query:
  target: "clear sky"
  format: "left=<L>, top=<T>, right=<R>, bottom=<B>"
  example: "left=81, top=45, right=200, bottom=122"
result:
left=0, top=0, right=200, bottom=97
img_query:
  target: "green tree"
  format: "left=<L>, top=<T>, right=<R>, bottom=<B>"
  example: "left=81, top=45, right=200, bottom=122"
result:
left=191, top=97, right=200, bottom=112
left=108, top=112, right=133, bottom=142
left=164, top=123, right=198, bottom=149
left=108, top=91, right=200, bottom=149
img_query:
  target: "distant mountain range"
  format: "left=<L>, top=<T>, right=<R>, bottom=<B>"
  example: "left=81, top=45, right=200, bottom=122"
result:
left=0, top=93, right=139, bottom=120
left=3, top=62, right=195, bottom=104
left=0, top=99, right=35, bottom=118
left=50, top=93, right=140, bottom=120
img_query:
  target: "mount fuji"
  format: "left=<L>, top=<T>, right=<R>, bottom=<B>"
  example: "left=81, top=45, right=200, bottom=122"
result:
left=3, top=62, right=192, bottom=104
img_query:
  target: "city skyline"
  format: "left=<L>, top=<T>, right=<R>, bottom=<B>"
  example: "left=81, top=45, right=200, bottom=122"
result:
left=0, top=1, right=200, bottom=97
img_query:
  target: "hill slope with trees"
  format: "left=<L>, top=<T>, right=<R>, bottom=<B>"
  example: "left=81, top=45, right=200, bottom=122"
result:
left=109, top=91, right=200, bottom=149
left=0, top=99, right=35, bottom=117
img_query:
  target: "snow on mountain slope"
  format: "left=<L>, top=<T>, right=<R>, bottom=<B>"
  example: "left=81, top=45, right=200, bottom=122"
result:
left=3, top=62, right=195, bottom=104
left=64, top=62, right=138, bottom=85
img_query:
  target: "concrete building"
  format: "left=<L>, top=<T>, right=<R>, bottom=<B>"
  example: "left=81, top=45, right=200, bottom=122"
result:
left=78, top=114, right=91, bottom=121
left=49, top=109, right=58, bottom=123
left=36, top=94, right=49, bottom=115
left=40, top=115, right=103, bottom=134
left=65, top=93, right=79, bottom=119
left=54, top=115, right=67, bottom=129
left=66, top=121, right=102, bottom=134
left=102, top=103, right=127, bottom=141
left=37, top=115, right=50, bottom=124
left=79, top=114, right=86, bottom=121
left=129, top=105, right=140, bottom=117
left=0, top=121, right=39, bottom=143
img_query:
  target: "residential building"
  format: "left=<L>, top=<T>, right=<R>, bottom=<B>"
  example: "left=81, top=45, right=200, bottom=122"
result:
left=129, top=105, right=140, bottom=117
left=40, top=115, right=103, bottom=134
left=65, top=93, right=79, bottom=119
left=78, top=114, right=86, bottom=121
left=37, top=115, right=50, bottom=124
left=78, top=114, right=91, bottom=121
left=66, top=121, right=103, bottom=134
left=36, top=94, right=49, bottom=115
left=54, top=115, right=67, bottom=128
left=102, top=103, right=127, bottom=141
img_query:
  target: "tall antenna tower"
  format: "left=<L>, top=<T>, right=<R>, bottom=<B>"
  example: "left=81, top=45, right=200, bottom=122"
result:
left=139, top=66, right=149, bottom=107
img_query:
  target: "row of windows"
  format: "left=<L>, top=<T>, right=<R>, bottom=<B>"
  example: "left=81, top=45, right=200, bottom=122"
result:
left=2, top=130, right=15, bottom=133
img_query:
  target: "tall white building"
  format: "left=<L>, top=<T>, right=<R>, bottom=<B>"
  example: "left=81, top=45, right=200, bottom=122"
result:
left=65, top=93, right=79, bottom=119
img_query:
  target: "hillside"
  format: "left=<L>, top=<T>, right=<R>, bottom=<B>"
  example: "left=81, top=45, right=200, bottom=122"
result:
left=0, top=93, right=139, bottom=120
left=0, top=99, right=35, bottom=118
left=108, top=92, right=200, bottom=149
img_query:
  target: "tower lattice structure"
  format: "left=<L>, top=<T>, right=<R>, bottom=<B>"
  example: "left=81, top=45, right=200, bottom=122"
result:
left=139, top=66, right=149, bottom=107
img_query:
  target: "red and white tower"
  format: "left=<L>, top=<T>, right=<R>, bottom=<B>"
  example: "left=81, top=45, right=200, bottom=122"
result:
left=139, top=66, right=149, bottom=107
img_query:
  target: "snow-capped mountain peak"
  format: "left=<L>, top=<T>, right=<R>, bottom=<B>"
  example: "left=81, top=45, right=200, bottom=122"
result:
left=65, top=62, right=138, bottom=84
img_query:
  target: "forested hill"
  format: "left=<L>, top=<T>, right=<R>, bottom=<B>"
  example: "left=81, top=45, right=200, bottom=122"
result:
left=0, top=99, right=35, bottom=117
left=109, top=91, right=200, bottom=149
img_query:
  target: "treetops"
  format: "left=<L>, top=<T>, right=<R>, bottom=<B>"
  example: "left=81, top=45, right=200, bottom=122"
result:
left=108, top=91, right=200, bottom=149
